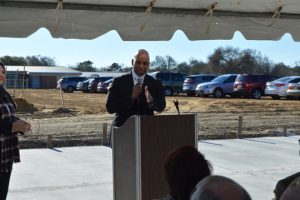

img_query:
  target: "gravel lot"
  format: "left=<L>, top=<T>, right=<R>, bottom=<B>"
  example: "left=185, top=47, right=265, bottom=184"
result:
left=13, top=89, right=300, bottom=148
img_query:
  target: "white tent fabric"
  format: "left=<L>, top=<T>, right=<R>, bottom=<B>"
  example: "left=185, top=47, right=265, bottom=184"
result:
left=0, top=0, right=300, bottom=41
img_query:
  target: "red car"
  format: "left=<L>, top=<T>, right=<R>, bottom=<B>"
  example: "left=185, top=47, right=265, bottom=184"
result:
left=97, top=79, right=113, bottom=93
left=234, top=74, right=276, bottom=99
left=87, top=77, right=112, bottom=93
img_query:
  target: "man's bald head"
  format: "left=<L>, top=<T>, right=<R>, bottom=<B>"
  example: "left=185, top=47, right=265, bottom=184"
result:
left=191, top=175, right=252, bottom=200
left=133, top=49, right=150, bottom=61
left=132, top=49, right=150, bottom=76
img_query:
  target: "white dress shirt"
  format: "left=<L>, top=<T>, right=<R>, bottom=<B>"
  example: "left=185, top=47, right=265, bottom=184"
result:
left=132, top=70, right=145, bottom=85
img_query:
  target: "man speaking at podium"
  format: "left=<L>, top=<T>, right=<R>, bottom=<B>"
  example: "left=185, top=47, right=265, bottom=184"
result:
left=106, top=49, right=166, bottom=128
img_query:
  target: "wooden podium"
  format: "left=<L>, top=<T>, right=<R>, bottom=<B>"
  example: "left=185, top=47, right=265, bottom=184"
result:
left=112, top=114, right=198, bottom=200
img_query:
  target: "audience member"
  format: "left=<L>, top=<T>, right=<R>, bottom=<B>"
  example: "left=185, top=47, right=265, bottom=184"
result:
left=0, top=62, right=31, bottom=200
left=162, top=146, right=212, bottom=200
left=279, top=176, right=300, bottom=200
left=191, top=175, right=252, bottom=200
left=273, top=172, right=300, bottom=200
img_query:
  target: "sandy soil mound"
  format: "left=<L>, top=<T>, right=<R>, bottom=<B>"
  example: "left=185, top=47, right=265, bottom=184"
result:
left=14, top=98, right=38, bottom=113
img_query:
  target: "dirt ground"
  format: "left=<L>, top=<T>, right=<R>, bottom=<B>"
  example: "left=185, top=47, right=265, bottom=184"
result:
left=11, top=89, right=300, bottom=148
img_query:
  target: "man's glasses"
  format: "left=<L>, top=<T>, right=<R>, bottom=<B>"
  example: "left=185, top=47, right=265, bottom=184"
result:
left=135, top=60, right=149, bottom=66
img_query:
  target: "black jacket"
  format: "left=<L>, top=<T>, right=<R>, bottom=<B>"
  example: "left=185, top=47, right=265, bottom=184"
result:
left=106, top=73, right=166, bottom=127
left=0, top=86, right=16, bottom=135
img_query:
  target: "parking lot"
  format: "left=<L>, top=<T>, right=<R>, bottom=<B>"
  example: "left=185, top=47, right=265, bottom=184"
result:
left=9, top=89, right=299, bottom=148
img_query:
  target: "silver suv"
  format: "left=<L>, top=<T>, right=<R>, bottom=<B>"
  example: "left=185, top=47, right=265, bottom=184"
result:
left=196, top=74, right=237, bottom=98
left=183, top=74, right=217, bottom=96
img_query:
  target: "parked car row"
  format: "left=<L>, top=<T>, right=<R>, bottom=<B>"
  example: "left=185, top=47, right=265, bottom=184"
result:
left=76, top=76, right=113, bottom=93
left=187, top=74, right=300, bottom=99
left=57, top=73, right=300, bottom=100
left=57, top=76, right=113, bottom=93
left=57, top=72, right=188, bottom=95
left=57, top=76, right=88, bottom=93
left=264, top=76, right=300, bottom=99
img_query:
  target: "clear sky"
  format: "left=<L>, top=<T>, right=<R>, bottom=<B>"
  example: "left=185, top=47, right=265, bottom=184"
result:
left=0, top=28, right=299, bottom=69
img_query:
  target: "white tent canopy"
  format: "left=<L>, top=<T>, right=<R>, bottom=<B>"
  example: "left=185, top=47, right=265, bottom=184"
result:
left=1, top=0, right=300, bottom=41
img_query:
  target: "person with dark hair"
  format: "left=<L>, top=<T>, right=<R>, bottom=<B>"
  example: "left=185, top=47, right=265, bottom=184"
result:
left=280, top=176, right=300, bottom=200
left=0, top=62, right=31, bottom=200
left=273, top=172, right=300, bottom=200
left=190, top=175, right=252, bottom=200
left=160, top=145, right=212, bottom=200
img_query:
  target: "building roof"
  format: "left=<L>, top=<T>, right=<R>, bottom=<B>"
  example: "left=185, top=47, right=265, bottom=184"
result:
left=81, top=72, right=127, bottom=78
left=6, top=66, right=82, bottom=76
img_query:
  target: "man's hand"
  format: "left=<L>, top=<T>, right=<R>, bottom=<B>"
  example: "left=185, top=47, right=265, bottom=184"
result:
left=145, top=86, right=153, bottom=103
left=132, top=83, right=142, bottom=100
left=12, top=120, right=31, bottom=133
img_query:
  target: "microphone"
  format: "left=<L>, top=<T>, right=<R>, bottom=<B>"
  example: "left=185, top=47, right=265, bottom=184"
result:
left=173, top=99, right=180, bottom=115
left=134, top=76, right=143, bottom=106
left=136, top=76, right=143, bottom=85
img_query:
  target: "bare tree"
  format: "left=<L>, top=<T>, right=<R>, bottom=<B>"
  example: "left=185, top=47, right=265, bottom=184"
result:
left=0, top=56, right=27, bottom=65
left=106, top=63, right=122, bottom=71
left=0, top=55, right=56, bottom=66
left=271, top=63, right=291, bottom=77
left=291, top=66, right=300, bottom=75
left=26, top=55, right=56, bottom=66
left=72, top=60, right=97, bottom=72
left=176, top=62, right=190, bottom=74
left=151, top=55, right=168, bottom=71
left=207, top=46, right=240, bottom=74
left=165, top=55, right=177, bottom=71
left=151, top=55, right=177, bottom=72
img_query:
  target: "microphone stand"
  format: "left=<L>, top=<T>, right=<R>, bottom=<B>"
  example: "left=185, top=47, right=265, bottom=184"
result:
left=173, top=99, right=180, bottom=115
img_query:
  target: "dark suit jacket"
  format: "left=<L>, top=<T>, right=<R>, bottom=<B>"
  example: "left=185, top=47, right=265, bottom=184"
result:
left=106, top=72, right=166, bottom=127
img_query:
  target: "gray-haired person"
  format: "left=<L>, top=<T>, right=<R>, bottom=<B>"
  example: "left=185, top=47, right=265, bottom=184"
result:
left=190, top=175, right=252, bottom=200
